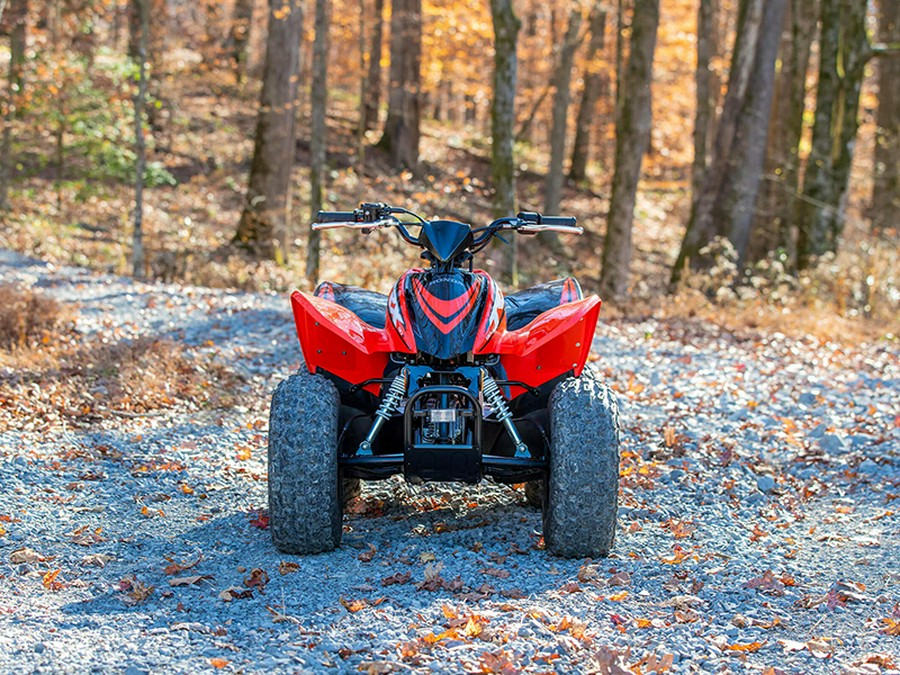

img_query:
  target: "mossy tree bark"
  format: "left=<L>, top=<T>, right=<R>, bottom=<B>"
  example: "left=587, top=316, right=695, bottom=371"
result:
left=796, top=0, right=867, bottom=269
left=748, top=0, right=817, bottom=264
left=598, top=0, right=660, bottom=301
left=489, top=0, right=521, bottom=284
left=234, top=0, right=304, bottom=260
left=871, top=0, right=899, bottom=233
left=230, top=0, right=254, bottom=85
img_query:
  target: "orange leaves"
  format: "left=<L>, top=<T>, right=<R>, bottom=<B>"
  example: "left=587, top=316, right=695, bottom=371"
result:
left=208, top=658, right=229, bottom=669
left=235, top=445, right=252, bottom=461
left=725, top=641, right=764, bottom=653
left=661, top=518, right=696, bottom=539
left=340, top=597, right=368, bottom=613
left=42, top=569, right=64, bottom=591
left=879, top=618, right=900, bottom=636
left=660, top=545, right=690, bottom=565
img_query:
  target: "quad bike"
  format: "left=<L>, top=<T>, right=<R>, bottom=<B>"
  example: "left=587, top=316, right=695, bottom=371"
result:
left=268, top=203, right=620, bottom=558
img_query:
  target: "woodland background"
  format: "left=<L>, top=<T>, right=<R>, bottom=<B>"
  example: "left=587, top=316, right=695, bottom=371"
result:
left=0, top=0, right=897, bottom=343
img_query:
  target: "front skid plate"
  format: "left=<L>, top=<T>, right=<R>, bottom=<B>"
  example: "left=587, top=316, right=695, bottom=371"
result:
left=340, top=452, right=547, bottom=483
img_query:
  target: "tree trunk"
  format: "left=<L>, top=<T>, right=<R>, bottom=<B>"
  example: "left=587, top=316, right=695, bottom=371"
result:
left=748, top=0, right=816, bottom=264
left=569, top=3, right=607, bottom=183
left=598, top=0, right=660, bottom=300
left=234, top=0, right=304, bottom=260
left=489, top=0, right=521, bottom=285
left=306, top=0, right=330, bottom=285
left=544, top=8, right=583, bottom=216
left=614, top=0, right=627, bottom=116
left=362, top=0, right=385, bottom=132
left=796, top=0, right=867, bottom=268
left=871, top=0, right=899, bottom=233
left=132, top=0, right=149, bottom=280
left=230, top=0, right=254, bottom=85
left=672, top=0, right=787, bottom=282
left=376, top=0, right=421, bottom=168
left=691, top=0, right=719, bottom=209
left=0, top=0, right=27, bottom=210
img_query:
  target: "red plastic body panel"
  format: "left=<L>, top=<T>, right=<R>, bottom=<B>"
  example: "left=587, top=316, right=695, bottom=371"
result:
left=480, top=296, right=601, bottom=399
left=291, top=287, right=600, bottom=400
left=291, top=291, right=412, bottom=395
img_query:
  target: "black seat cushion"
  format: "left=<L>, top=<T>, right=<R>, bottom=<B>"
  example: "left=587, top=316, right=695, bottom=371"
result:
left=314, top=281, right=388, bottom=329
left=504, top=278, right=583, bottom=331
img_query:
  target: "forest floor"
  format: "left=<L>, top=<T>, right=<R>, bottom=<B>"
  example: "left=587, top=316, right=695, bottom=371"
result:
left=1, top=251, right=898, bottom=674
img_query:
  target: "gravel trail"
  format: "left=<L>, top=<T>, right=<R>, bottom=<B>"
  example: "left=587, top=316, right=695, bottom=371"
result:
left=1, top=251, right=898, bottom=674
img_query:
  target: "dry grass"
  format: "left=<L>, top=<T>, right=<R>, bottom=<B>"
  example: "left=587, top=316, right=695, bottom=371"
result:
left=0, top=283, right=75, bottom=350
left=0, top=285, right=242, bottom=430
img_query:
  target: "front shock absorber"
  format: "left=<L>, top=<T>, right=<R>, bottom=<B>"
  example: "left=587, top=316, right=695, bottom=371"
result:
left=357, top=368, right=408, bottom=456
left=481, top=369, right=529, bottom=458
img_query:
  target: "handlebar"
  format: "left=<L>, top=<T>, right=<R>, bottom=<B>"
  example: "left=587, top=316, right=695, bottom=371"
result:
left=312, top=203, right=581, bottom=255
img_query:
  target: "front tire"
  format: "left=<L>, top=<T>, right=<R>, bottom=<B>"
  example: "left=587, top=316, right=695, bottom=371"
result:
left=268, top=370, right=342, bottom=554
left=544, top=371, right=620, bottom=558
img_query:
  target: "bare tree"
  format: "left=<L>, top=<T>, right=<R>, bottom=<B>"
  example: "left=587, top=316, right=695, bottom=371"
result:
left=691, top=0, right=720, bottom=208
left=598, top=0, right=660, bottom=300
left=544, top=7, right=583, bottom=216
left=377, top=0, right=421, bottom=168
left=230, top=0, right=254, bottom=85
left=306, top=0, right=330, bottom=285
left=671, top=0, right=787, bottom=282
left=362, top=0, right=385, bottom=132
left=796, top=0, right=867, bottom=268
left=569, top=2, right=607, bottom=183
left=0, top=0, right=27, bottom=210
left=748, top=0, right=817, bottom=263
left=489, top=0, right=521, bottom=284
left=132, top=0, right=149, bottom=279
left=234, top=0, right=304, bottom=260
left=871, top=0, right=899, bottom=233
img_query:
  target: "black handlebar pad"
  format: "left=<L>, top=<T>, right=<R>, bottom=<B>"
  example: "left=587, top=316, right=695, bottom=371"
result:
left=539, top=216, right=577, bottom=227
left=317, top=210, right=357, bottom=223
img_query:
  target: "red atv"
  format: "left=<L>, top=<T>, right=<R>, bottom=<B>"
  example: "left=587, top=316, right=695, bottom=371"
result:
left=268, top=203, right=619, bottom=558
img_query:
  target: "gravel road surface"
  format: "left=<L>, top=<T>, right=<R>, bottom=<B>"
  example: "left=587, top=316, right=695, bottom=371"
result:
left=1, top=251, right=898, bottom=674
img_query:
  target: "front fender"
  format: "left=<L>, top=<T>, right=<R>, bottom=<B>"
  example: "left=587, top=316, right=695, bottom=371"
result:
left=480, top=296, right=601, bottom=399
left=291, top=292, right=404, bottom=395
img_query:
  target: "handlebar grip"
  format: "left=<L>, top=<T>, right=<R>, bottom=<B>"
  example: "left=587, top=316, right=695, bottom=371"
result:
left=316, top=210, right=357, bottom=223
left=540, top=216, right=577, bottom=227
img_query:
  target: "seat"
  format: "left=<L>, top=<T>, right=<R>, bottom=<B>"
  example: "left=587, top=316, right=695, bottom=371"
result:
left=503, top=278, right=583, bottom=330
left=314, top=281, right=388, bottom=329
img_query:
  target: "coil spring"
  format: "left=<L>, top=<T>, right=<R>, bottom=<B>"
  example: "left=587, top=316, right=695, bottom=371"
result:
left=374, top=369, right=407, bottom=421
left=482, top=371, right=513, bottom=422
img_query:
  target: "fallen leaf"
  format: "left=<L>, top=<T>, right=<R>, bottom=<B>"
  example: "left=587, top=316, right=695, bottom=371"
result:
left=279, top=561, right=300, bottom=575
left=42, top=569, right=62, bottom=590
left=726, top=641, right=764, bottom=653
left=164, top=555, right=202, bottom=576
left=340, top=597, right=367, bottom=613
left=744, top=570, right=786, bottom=596
left=169, top=575, right=213, bottom=587
left=381, top=571, right=411, bottom=586
left=218, top=586, right=252, bottom=602
left=209, top=658, right=229, bottom=668
left=119, top=576, right=154, bottom=605
left=358, top=544, right=377, bottom=563
left=10, top=547, right=46, bottom=564
left=807, top=638, right=836, bottom=659
left=244, top=568, right=269, bottom=590
left=480, top=567, right=511, bottom=579
left=248, top=509, right=269, bottom=529
left=82, top=553, right=114, bottom=567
